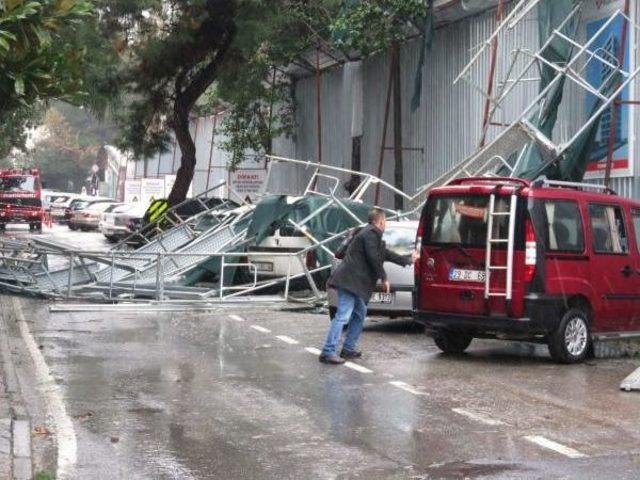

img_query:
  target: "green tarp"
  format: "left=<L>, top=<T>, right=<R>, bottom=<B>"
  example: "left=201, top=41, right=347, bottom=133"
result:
left=513, top=0, right=620, bottom=182
left=181, top=195, right=371, bottom=287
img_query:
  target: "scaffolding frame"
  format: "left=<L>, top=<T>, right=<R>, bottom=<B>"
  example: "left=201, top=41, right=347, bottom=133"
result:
left=412, top=2, right=640, bottom=205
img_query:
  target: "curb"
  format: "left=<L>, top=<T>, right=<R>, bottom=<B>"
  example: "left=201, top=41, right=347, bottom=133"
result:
left=0, top=295, right=33, bottom=480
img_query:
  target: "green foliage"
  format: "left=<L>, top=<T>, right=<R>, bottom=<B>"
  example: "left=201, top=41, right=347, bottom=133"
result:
left=0, top=0, right=95, bottom=161
left=331, top=0, right=429, bottom=55
left=0, top=102, right=44, bottom=159
left=25, top=105, right=116, bottom=192
left=215, top=1, right=341, bottom=168
left=34, top=472, right=55, bottom=480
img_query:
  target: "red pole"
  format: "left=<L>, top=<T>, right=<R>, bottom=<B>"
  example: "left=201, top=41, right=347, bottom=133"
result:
left=375, top=48, right=396, bottom=205
left=479, top=0, right=505, bottom=148
left=604, top=0, right=630, bottom=187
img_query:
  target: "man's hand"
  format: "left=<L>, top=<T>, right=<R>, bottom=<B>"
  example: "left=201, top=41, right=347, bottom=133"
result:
left=411, top=250, right=420, bottom=264
left=383, top=280, right=391, bottom=293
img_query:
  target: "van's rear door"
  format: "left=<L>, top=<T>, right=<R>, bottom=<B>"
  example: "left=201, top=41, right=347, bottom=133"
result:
left=417, top=191, right=525, bottom=317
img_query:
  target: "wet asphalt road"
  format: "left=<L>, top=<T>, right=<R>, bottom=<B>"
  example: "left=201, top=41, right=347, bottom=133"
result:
left=3, top=224, right=640, bottom=479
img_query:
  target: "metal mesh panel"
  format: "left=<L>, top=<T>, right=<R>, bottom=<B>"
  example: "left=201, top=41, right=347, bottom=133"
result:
left=122, top=226, right=238, bottom=284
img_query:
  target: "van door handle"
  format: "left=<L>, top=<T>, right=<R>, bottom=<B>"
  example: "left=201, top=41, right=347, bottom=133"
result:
left=621, top=265, right=633, bottom=277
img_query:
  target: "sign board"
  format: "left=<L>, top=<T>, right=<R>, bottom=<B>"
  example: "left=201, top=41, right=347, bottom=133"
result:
left=124, top=180, right=142, bottom=204
left=583, top=0, right=635, bottom=179
left=229, top=168, right=267, bottom=202
left=140, top=178, right=165, bottom=205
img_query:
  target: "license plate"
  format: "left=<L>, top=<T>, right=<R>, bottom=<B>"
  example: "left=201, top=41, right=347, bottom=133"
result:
left=370, top=292, right=394, bottom=304
left=252, top=261, right=273, bottom=272
left=449, top=268, right=486, bottom=283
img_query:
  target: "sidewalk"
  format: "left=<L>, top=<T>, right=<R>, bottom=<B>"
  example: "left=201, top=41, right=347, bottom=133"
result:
left=0, top=295, right=33, bottom=480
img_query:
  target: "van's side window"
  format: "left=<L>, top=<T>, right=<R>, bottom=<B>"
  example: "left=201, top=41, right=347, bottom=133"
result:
left=631, top=209, right=640, bottom=253
left=588, top=204, right=628, bottom=254
left=544, top=200, right=584, bottom=252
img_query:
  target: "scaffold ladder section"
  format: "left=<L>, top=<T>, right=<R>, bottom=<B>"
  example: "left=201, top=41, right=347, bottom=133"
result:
left=412, top=3, right=640, bottom=205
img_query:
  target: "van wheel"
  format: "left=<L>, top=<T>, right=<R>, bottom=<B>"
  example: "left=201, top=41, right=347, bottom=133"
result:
left=433, top=330, right=473, bottom=354
left=548, top=308, right=591, bottom=364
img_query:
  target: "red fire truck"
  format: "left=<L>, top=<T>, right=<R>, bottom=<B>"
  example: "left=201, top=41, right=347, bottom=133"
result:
left=0, top=168, right=44, bottom=231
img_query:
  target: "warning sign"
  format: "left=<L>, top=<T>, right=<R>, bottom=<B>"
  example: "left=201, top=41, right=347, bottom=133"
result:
left=230, top=169, right=267, bottom=201
left=124, top=180, right=142, bottom=204
left=141, top=178, right=165, bottom=206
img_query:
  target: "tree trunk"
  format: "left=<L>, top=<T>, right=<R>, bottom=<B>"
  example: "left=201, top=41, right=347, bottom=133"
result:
left=168, top=103, right=196, bottom=206
left=164, top=0, right=237, bottom=206
left=392, top=41, right=404, bottom=211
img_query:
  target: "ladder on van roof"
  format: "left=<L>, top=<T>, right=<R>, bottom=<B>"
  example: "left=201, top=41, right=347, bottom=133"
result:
left=484, top=192, right=518, bottom=303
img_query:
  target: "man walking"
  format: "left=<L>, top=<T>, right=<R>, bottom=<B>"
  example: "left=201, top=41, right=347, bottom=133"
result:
left=319, top=208, right=418, bottom=364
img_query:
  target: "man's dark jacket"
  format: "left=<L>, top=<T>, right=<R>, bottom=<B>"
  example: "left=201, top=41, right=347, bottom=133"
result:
left=329, top=224, right=412, bottom=302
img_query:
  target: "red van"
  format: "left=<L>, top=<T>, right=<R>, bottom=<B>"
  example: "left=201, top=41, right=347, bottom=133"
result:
left=414, top=177, right=640, bottom=363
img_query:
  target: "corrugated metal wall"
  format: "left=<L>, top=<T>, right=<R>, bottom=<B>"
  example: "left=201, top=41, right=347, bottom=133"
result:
left=133, top=114, right=236, bottom=197
left=131, top=2, right=639, bottom=204
left=272, top=1, right=640, bottom=205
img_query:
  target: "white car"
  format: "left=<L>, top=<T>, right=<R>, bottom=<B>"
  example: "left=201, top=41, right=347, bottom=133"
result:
left=69, top=201, right=119, bottom=231
left=50, top=195, right=82, bottom=223
left=327, top=220, right=418, bottom=318
left=100, top=203, right=147, bottom=243
left=246, top=225, right=315, bottom=281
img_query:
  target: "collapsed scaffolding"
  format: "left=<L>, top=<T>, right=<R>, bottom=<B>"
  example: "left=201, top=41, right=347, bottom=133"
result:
left=411, top=0, right=640, bottom=205
left=0, top=158, right=414, bottom=307
left=2, top=0, right=640, bottom=311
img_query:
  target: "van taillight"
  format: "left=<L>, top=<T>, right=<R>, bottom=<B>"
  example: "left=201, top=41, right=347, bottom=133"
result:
left=415, top=222, right=424, bottom=279
left=524, top=218, right=536, bottom=282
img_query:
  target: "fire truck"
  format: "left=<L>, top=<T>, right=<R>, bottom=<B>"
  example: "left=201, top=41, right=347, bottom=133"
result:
left=0, top=168, right=44, bottom=231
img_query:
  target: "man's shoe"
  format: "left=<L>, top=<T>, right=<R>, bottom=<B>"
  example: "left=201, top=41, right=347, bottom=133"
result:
left=340, top=349, right=362, bottom=359
left=319, top=354, right=346, bottom=365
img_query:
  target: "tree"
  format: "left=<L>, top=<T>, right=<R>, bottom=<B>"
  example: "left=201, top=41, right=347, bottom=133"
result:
left=0, top=0, right=94, bottom=159
left=96, top=0, right=237, bottom=205
left=215, top=1, right=341, bottom=169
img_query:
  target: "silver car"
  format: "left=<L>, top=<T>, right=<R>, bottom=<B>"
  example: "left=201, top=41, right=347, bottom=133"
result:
left=328, top=220, right=418, bottom=319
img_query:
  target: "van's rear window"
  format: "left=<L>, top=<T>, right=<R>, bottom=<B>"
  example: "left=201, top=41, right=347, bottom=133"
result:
left=423, top=195, right=511, bottom=247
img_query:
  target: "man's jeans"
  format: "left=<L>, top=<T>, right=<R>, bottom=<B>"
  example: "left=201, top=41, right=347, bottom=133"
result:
left=321, top=288, right=367, bottom=357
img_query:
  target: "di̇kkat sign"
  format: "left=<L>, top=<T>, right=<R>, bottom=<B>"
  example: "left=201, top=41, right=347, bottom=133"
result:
left=229, top=157, right=268, bottom=202
left=582, top=0, right=636, bottom=179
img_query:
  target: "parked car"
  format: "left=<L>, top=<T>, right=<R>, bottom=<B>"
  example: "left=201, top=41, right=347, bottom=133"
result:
left=327, top=221, right=418, bottom=319
left=42, top=190, right=73, bottom=212
left=414, top=177, right=640, bottom=364
left=100, top=203, right=147, bottom=243
left=64, top=197, right=111, bottom=227
left=69, top=200, right=118, bottom=231
left=50, top=195, right=81, bottom=223
left=246, top=223, right=316, bottom=281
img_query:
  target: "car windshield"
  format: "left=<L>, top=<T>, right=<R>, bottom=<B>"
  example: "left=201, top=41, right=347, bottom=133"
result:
left=424, top=194, right=510, bottom=248
left=89, top=202, right=115, bottom=212
left=105, top=204, right=125, bottom=213
left=383, top=226, right=417, bottom=256
left=0, top=176, right=36, bottom=192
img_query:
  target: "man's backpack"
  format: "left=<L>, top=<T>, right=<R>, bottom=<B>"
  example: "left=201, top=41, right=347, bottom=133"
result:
left=334, top=226, right=362, bottom=260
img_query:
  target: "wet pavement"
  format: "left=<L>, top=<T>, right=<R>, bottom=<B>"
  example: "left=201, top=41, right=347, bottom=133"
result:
left=2, top=224, right=640, bottom=479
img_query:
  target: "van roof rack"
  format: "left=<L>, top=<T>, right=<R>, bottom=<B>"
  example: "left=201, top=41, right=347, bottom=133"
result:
left=447, top=177, right=531, bottom=188
left=532, top=178, right=617, bottom=195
